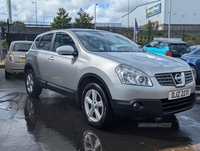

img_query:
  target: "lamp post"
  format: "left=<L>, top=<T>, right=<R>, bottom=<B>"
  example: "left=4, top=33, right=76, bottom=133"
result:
left=95, top=4, right=97, bottom=30
left=128, top=0, right=129, bottom=28
left=168, top=0, right=171, bottom=38
left=32, top=1, right=37, bottom=27
left=43, top=12, right=45, bottom=24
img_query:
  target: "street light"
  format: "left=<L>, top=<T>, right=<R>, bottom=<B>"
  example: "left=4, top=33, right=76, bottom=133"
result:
left=128, top=0, right=129, bottom=28
left=43, top=12, right=45, bottom=24
left=94, top=4, right=97, bottom=30
left=32, top=1, right=37, bottom=27
left=168, top=0, right=171, bottom=38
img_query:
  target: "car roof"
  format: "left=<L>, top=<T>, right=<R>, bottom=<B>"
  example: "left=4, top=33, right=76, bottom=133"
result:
left=36, top=28, right=110, bottom=37
left=11, top=40, right=33, bottom=44
left=153, top=38, right=187, bottom=45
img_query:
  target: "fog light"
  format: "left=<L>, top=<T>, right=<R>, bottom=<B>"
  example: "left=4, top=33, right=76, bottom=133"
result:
left=133, top=102, right=140, bottom=108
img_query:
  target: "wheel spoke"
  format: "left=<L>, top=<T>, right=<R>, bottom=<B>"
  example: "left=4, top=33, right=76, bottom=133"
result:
left=92, top=89, right=97, bottom=101
left=94, top=108, right=101, bottom=120
left=87, top=108, right=94, bottom=117
left=95, top=101, right=103, bottom=108
left=85, top=96, right=92, bottom=105
left=94, top=139, right=101, bottom=149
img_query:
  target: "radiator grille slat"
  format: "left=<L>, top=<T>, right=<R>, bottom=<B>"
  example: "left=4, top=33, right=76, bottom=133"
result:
left=161, top=94, right=195, bottom=114
left=155, top=71, right=193, bottom=86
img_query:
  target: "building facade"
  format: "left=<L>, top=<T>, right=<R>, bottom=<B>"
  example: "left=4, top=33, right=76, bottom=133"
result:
left=122, top=0, right=200, bottom=31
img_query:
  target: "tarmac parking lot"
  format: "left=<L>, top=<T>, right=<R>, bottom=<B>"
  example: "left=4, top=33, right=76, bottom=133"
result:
left=0, top=69, right=200, bottom=151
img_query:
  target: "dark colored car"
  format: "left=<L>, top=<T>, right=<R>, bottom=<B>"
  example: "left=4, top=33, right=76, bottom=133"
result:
left=143, top=38, right=191, bottom=58
left=181, top=45, right=200, bottom=84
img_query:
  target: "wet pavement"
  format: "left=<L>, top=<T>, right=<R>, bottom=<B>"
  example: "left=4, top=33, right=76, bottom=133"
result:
left=0, top=69, right=200, bottom=151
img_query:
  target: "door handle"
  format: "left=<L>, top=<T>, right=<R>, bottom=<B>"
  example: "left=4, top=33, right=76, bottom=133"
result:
left=48, top=56, right=54, bottom=61
left=33, top=53, right=37, bottom=58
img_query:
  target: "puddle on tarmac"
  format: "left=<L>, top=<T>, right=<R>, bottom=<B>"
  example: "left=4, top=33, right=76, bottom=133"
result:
left=22, top=94, right=200, bottom=151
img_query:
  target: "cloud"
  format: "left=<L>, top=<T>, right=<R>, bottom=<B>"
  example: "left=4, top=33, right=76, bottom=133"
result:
left=0, top=0, right=153, bottom=24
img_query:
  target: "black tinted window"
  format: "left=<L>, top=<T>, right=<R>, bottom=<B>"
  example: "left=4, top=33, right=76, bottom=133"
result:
left=13, top=43, right=32, bottom=52
left=38, top=33, right=53, bottom=50
left=170, top=44, right=190, bottom=52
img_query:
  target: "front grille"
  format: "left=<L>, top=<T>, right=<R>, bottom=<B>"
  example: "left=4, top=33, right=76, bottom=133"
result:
left=155, top=71, right=193, bottom=86
left=185, top=71, right=193, bottom=84
left=161, top=93, right=195, bottom=114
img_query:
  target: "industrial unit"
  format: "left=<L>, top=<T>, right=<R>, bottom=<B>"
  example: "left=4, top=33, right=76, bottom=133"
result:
left=122, top=0, right=200, bottom=31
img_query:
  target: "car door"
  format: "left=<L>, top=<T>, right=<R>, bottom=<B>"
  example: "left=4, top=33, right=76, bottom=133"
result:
left=143, top=40, right=159, bottom=55
left=156, top=42, right=168, bottom=56
left=48, top=32, right=78, bottom=90
left=36, top=33, right=54, bottom=82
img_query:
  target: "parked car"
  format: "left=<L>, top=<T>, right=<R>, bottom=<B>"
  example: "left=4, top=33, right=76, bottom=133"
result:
left=190, top=44, right=200, bottom=51
left=181, top=45, right=200, bottom=84
left=143, top=38, right=191, bottom=58
left=4, top=40, right=33, bottom=79
left=24, top=29, right=196, bottom=129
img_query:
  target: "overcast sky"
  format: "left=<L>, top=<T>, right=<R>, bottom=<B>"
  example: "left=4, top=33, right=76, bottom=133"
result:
left=0, top=0, right=153, bottom=24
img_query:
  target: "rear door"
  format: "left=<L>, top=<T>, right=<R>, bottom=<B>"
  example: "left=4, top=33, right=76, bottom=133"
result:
left=36, top=33, right=54, bottom=81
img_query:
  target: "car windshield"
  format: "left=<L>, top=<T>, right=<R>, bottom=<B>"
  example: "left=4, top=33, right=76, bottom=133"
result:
left=169, top=44, right=190, bottom=52
left=13, top=43, right=32, bottom=52
left=74, top=31, right=142, bottom=52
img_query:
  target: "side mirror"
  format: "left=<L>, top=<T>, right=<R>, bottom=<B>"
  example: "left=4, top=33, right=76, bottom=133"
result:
left=56, top=45, right=76, bottom=56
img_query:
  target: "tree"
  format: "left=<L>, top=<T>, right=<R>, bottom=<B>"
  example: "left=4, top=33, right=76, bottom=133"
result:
left=51, top=8, right=72, bottom=30
left=73, top=8, right=94, bottom=29
left=13, top=21, right=25, bottom=27
left=138, top=20, right=153, bottom=44
left=0, top=20, right=7, bottom=26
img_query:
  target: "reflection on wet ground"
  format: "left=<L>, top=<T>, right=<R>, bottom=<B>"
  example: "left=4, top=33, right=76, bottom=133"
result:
left=0, top=70, right=200, bottom=151
left=23, top=91, right=200, bottom=151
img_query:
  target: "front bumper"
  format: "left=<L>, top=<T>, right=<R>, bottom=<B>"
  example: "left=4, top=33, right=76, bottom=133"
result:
left=111, top=93, right=196, bottom=118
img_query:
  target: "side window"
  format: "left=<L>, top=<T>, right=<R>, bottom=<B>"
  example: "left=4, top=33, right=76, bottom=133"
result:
left=33, top=36, right=41, bottom=49
left=53, top=32, right=76, bottom=52
left=194, top=49, right=200, bottom=55
left=150, top=41, right=158, bottom=47
left=38, top=33, right=53, bottom=51
left=158, top=42, right=165, bottom=48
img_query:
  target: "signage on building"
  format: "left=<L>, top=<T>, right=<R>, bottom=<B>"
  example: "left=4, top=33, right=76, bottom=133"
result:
left=146, top=3, right=161, bottom=18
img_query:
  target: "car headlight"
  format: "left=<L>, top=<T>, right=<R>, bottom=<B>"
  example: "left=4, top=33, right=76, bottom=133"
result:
left=115, top=65, right=153, bottom=86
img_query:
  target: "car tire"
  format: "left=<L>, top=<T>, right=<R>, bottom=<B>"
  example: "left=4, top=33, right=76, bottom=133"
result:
left=81, top=82, right=116, bottom=129
left=5, top=69, right=11, bottom=80
left=25, top=69, right=42, bottom=97
left=191, top=66, right=199, bottom=84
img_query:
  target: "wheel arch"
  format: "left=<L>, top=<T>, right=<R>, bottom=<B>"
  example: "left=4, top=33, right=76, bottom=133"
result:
left=189, top=64, right=200, bottom=84
left=24, top=63, right=34, bottom=73
left=76, top=73, right=113, bottom=110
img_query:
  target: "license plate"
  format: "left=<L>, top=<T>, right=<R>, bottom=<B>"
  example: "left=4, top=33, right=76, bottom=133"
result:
left=168, top=88, right=191, bottom=100
left=19, top=57, right=25, bottom=62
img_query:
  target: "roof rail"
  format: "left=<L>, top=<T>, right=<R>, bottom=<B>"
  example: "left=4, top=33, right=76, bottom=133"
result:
left=153, top=38, right=182, bottom=41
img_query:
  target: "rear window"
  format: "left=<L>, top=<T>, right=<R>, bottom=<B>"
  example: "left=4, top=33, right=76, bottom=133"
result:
left=13, top=43, right=32, bottom=52
left=169, top=44, right=190, bottom=52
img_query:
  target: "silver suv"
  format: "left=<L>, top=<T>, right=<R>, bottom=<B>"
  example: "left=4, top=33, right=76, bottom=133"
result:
left=24, top=29, right=196, bottom=129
